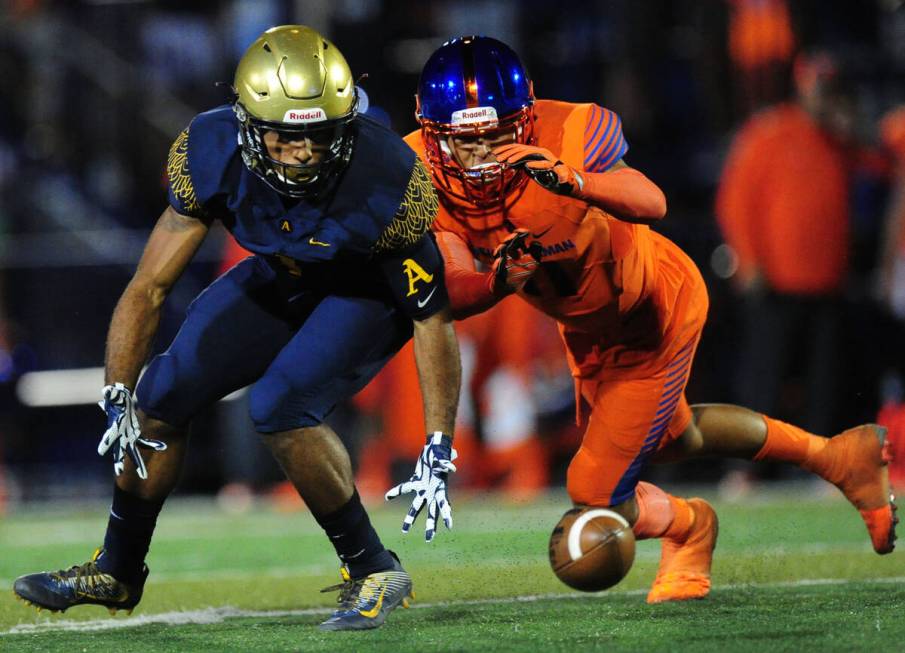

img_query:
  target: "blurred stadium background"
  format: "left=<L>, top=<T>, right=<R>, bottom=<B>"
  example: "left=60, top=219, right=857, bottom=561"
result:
left=1, top=0, right=905, bottom=514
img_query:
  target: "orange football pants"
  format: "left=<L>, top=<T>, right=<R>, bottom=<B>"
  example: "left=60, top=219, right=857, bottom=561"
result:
left=566, top=336, right=699, bottom=507
left=565, top=239, right=708, bottom=507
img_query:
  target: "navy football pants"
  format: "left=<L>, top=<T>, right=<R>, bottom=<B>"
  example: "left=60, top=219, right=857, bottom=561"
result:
left=136, top=256, right=413, bottom=433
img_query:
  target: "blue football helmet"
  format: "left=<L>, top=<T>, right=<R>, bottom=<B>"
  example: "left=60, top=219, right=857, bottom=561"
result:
left=416, top=36, right=535, bottom=208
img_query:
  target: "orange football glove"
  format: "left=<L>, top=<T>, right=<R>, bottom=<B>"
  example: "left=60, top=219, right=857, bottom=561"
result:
left=489, top=229, right=543, bottom=296
left=493, top=144, right=581, bottom=196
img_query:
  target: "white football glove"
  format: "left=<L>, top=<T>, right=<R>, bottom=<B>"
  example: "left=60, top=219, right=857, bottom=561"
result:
left=385, top=431, right=457, bottom=542
left=97, top=383, right=167, bottom=479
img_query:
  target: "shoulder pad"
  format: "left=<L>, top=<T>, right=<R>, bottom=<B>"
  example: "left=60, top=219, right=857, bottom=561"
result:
left=167, top=128, right=202, bottom=216
left=582, top=103, right=628, bottom=173
left=323, top=116, right=428, bottom=251
left=167, top=105, right=241, bottom=217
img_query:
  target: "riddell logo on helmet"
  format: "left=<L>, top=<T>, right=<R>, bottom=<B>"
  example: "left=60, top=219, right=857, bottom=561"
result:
left=451, top=106, right=499, bottom=126
left=283, top=108, right=327, bottom=123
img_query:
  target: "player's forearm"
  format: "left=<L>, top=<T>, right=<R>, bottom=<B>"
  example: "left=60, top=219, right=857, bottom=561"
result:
left=446, top=267, right=503, bottom=319
left=575, top=167, right=667, bottom=224
left=434, top=230, right=503, bottom=319
left=104, top=281, right=166, bottom=388
left=412, top=307, right=461, bottom=436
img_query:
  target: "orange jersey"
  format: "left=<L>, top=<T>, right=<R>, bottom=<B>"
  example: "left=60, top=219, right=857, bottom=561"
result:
left=405, top=99, right=708, bottom=379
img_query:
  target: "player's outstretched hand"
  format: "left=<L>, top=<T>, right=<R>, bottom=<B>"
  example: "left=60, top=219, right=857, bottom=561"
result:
left=490, top=229, right=542, bottom=296
left=494, top=144, right=581, bottom=196
left=385, top=432, right=457, bottom=542
left=97, top=383, right=167, bottom=480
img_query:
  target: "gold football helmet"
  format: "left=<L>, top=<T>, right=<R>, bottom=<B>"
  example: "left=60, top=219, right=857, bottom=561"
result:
left=233, top=25, right=358, bottom=198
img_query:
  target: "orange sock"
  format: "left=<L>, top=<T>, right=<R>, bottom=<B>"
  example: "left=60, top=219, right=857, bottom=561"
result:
left=633, top=481, right=695, bottom=541
left=754, top=416, right=827, bottom=467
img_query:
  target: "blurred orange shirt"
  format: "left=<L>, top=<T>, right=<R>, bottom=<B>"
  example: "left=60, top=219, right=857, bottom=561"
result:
left=354, top=298, right=560, bottom=459
left=716, top=104, right=850, bottom=294
left=881, top=106, right=905, bottom=163
left=880, top=106, right=905, bottom=252
left=727, top=0, right=795, bottom=71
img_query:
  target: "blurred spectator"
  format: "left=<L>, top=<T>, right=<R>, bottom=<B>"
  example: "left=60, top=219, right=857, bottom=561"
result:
left=726, top=0, right=796, bottom=116
left=715, top=51, right=858, bottom=435
left=874, top=105, right=905, bottom=493
left=877, top=105, right=905, bottom=318
left=464, top=300, right=553, bottom=499
left=355, top=297, right=566, bottom=502
left=876, top=378, right=905, bottom=493
left=352, top=334, right=480, bottom=500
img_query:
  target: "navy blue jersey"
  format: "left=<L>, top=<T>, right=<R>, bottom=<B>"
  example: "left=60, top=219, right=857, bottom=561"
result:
left=165, top=106, right=446, bottom=320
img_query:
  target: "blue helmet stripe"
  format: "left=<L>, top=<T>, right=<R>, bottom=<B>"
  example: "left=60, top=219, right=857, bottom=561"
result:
left=461, top=38, right=479, bottom=108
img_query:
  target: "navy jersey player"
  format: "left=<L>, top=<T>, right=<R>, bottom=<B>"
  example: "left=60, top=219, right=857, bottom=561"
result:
left=13, top=25, right=461, bottom=632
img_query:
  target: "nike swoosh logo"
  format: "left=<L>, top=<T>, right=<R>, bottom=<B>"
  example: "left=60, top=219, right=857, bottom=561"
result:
left=532, top=226, right=553, bottom=238
left=417, top=287, right=438, bottom=308
left=358, top=587, right=386, bottom=619
left=309, top=237, right=331, bottom=247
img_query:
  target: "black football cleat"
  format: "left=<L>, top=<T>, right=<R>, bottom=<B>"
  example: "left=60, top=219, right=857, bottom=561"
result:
left=13, top=548, right=147, bottom=615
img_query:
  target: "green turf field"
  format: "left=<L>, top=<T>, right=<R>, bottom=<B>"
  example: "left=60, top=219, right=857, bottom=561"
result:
left=1, top=488, right=902, bottom=652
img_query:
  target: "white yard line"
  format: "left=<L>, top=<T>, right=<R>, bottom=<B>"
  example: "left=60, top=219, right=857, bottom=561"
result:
left=4, top=576, right=904, bottom=636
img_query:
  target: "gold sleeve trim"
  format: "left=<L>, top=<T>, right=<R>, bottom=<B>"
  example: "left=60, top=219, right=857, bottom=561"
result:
left=373, top=158, right=438, bottom=253
left=167, top=128, right=202, bottom=215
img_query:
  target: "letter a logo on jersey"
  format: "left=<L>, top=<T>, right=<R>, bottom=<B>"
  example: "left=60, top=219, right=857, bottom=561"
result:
left=280, top=220, right=292, bottom=233
left=402, top=258, right=433, bottom=296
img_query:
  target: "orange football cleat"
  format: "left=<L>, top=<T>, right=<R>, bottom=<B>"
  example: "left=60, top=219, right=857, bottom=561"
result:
left=646, top=498, right=718, bottom=604
left=807, top=424, right=897, bottom=554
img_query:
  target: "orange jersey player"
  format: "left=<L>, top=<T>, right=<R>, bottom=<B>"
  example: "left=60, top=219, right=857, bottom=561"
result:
left=405, top=36, right=898, bottom=603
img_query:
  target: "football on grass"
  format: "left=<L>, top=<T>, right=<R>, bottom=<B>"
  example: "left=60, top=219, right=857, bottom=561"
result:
left=548, top=507, right=636, bottom=592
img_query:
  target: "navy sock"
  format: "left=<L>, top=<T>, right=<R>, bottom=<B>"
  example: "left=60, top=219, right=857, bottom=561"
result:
left=95, top=485, right=164, bottom=584
left=314, top=489, right=394, bottom=578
